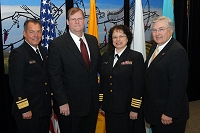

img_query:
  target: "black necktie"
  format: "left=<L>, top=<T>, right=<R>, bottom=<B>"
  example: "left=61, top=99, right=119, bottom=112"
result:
left=113, top=54, right=119, bottom=66
left=80, top=38, right=90, bottom=69
left=36, top=49, right=40, bottom=55
left=36, top=49, right=43, bottom=65
left=115, top=54, right=119, bottom=59
left=36, top=49, right=42, bottom=59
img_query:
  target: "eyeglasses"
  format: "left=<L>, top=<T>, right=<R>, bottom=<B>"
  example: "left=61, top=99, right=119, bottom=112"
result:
left=151, top=27, right=169, bottom=33
left=112, top=35, right=127, bottom=40
left=69, top=18, right=84, bottom=22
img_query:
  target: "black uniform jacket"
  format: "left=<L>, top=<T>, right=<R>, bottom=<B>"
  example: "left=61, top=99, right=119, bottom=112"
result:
left=144, top=38, right=189, bottom=126
left=47, top=32, right=101, bottom=117
left=100, top=47, right=145, bottom=113
left=9, top=41, right=51, bottom=118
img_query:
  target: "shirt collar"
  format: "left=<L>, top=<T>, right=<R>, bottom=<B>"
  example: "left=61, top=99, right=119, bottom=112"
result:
left=69, top=30, right=86, bottom=44
left=114, top=46, right=127, bottom=57
left=157, top=36, right=172, bottom=51
left=25, top=40, right=38, bottom=52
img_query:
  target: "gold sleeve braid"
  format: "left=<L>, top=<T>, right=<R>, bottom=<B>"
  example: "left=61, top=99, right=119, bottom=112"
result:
left=16, top=98, right=29, bottom=109
left=131, top=97, right=142, bottom=108
left=99, top=94, right=103, bottom=102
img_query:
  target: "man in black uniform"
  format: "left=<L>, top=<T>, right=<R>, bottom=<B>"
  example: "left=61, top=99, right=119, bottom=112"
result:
left=9, top=19, right=51, bottom=133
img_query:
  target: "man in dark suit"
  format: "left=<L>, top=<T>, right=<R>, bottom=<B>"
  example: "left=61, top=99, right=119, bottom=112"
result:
left=9, top=19, right=51, bottom=133
left=47, top=7, right=101, bottom=133
left=144, top=16, right=189, bottom=133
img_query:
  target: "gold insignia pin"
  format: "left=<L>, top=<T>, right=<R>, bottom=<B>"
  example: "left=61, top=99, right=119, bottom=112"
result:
left=18, top=97, right=22, bottom=100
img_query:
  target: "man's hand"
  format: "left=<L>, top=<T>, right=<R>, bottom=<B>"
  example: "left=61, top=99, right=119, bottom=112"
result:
left=59, top=103, right=70, bottom=116
left=130, top=111, right=138, bottom=120
left=161, top=114, right=173, bottom=125
left=22, top=111, right=32, bottom=119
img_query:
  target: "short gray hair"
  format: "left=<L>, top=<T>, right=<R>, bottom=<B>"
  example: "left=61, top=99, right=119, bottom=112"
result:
left=151, top=16, right=174, bottom=32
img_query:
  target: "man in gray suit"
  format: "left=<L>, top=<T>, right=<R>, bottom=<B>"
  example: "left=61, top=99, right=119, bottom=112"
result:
left=144, top=16, right=189, bottom=133
left=47, top=7, right=101, bottom=133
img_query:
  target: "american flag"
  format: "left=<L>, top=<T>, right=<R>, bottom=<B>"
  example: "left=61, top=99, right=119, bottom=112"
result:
left=40, top=0, right=59, bottom=133
left=40, top=0, right=56, bottom=50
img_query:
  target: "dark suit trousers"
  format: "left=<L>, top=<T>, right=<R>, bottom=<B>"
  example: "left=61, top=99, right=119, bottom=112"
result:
left=105, top=111, right=129, bottom=133
left=105, top=111, right=145, bottom=133
left=56, top=104, right=98, bottom=133
left=15, top=116, right=50, bottom=133
left=151, top=121, right=187, bottom=133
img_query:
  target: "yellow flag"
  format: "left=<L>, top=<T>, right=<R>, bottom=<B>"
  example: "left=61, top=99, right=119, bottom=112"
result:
left=88, top=2, right=105, bottom=132
left=95, top=112, right=106, bottom=133
left=88, top=1, right=104, bottom=132
left=88, top=0, right=99, bottom=42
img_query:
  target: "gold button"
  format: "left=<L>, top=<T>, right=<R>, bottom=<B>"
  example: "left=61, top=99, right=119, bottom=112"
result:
left=46, top=92, right=48, bottom=94
left=110, top=90, right=112, bottom=92
left=110, top=83, right=112, bottom=85
left=44, top=82, right=48, bottom=85
left=110, top=76, right=112, bottom=78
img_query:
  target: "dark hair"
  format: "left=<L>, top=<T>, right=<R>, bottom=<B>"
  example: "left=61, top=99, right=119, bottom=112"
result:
left=23, top=19, right=42, bottom=31
left=108, top=25, right=133, bottom=50
left=67, top=7, right=85, bottom=20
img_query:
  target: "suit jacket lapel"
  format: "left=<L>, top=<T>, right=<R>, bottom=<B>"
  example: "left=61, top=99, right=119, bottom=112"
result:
left=23, top=42, right=44, bottom=67
left=108, top=51, right=114, bottom=70
left=85, top=34, right=93, bottom=70
left=38, top=46, right=46, bottom=67
left=66, top=33, right=89, bottom=70
left=145, top=44, right=156, bottom=67
left=146, top=38, right=174, bottom=74
left=39, top=46, right=46, bottom=61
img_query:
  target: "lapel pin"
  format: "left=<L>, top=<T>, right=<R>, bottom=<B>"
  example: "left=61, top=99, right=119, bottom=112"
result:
left=162, top=53, right=165, bottom=55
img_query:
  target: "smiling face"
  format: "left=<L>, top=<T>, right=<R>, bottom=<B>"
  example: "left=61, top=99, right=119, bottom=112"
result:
left=66, top=10, right=85, bottom=37
left=152, top=20, right=173, bottom=46
left=23, top=22, right=42, bottom=48
left=112, top=29, right=128, bottom=52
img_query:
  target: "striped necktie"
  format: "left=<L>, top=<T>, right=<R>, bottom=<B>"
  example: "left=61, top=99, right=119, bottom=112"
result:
left=150, top=46, right=159, bottom=63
